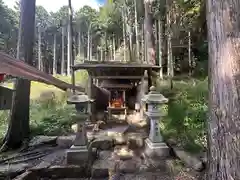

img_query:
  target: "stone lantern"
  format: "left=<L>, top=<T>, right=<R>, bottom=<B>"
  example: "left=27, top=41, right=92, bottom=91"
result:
left=142, top=86, right=169, bottom=158
left=66, top=94, right=93, bottom=164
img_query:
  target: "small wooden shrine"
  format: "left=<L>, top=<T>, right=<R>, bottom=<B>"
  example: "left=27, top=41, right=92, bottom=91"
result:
left=71, top=61, right=160, bottom=121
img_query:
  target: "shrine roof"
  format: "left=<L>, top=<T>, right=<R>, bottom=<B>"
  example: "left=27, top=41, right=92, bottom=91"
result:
left=72, top=61, right=160, bottom=71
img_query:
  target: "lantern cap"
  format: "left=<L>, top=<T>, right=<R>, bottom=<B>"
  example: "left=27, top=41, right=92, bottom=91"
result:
left=142, top=86, right=168, bottom=104
left=67, top=94, right=94, bottom=104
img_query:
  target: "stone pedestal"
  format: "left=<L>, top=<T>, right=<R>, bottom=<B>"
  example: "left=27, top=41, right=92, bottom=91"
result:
left=142, top=86, right=170, bottom=158
left=144, top=138, right=169, bottom=158
left=66, top=94, right=92, bottom=165
left=66, top=122, right=89, bottom=165
left=66, top=145, right=89, bottom=165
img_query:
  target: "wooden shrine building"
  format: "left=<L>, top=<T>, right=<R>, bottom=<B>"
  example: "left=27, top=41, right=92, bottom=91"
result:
left=71, top=61, right=160, bottom=121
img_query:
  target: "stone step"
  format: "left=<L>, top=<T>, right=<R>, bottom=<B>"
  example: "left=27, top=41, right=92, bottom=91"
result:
left=91, top=149, right=145, bottom=178
left=87, top=126, right=148, bottom=150
left=119, top=172, right=172, bottom=180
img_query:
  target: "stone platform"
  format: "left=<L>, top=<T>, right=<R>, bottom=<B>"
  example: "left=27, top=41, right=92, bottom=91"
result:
left=65, top=112, right=172, bottom=179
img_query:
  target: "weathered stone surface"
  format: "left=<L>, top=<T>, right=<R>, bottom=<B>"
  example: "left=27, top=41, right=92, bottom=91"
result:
left=30, top=149, right=66, bottom=171
left=89, top=136, right=114, bottom=150
left=172, top=147, right=204, bottom=171
left=29, top=136, right=57, bottom=147
left=119, top=159, right=138, bottom=173
left=120, top=172, right=172, bottom=180
left=91, top=159, right=115, bottom=178
left=29, top=165, right=87, bottom=179
left=145, top=139, right=170, bottom=158
left=127, top=113, right=147, bottom=128
left=98, top=151, right=112, bottom=160
left=114, top=135, right=127, bottom=145
left=66, top=146, right=89, bottom=165
left=13, top=171, right=35, bottom=180
left=57, top=136, right=75, bottom=148
left=0, top=163, right=29, bottom=179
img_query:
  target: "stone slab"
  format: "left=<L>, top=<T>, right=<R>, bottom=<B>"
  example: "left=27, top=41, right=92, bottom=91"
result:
left=144, top=138, right=170, bottom=158
left=0, top=163, right=29, bottom=179
left=91, top=150, right=143, bottom=178
left=120, top=172, right=172, bottom=180
left=66, top=145, right=89, bottom=165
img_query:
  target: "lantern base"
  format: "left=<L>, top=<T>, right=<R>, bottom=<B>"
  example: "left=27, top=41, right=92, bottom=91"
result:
left=66, top=145, right=89, bottom=165
left=144, top=138, right=170, bottom=158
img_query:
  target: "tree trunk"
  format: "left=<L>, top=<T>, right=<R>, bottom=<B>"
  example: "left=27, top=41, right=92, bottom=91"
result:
left=61, top=26, right=65, bottom=75
left=105, top=32, right=108, bottom=61
left=1, top=0, right=36, bottom=151
left=53, top=33, right=56, bottom=74
left=134, top=0, right=140, bottom=63
left=87, top=28, right=90, bottom=61
left=122, top=10, right=126, bottom=62
left=100, top=47, right=103, bottom=62
left=113, top=35, right=116, bottom=60
left=67, top=0, right=72, bottom=76
left=38, top=26, right=41, bottom=71
left=90, top=35, right=92, bottom=61
left=144, top=0, right=156, bottom=65
left=188, top=31, right=192, bottom=76
left=158, top=19, right=163, bottom=79
left=142, top=22, right=145, bottom=62
left=207, top=0, right=240, bottom=179
left=78, top=30, right=81, bottom=57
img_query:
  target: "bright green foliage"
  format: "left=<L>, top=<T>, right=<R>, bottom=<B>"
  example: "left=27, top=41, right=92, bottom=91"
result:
left=160, top=78, right=208, bottom=153
left=0, top=71, right=88, bottom=140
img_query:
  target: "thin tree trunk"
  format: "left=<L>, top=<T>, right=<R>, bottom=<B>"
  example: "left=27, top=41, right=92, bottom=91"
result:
left=61, top=26, right=65, bottom=75
left=122, top=10, right=126, bottom=62
left=105, top=32, right=108, bottom=61
left=90, top=35, right=92, bottom=61
left=110, top=39, right=113, bottom=60
left=67, top=0, right=72, bottom=76
left=158, top=19, right=163, bottom=79
left=142, top=22, right=145, bottom=62
left=100, top=47, right=103, bottom=62
left=53, top=33, right=56, bottom=74
left=78, top=30, right=81, bottom=57
left=188, top=31, right=192, bottom=76
left=1, top=0, right=36, bottom=151
left=167, top=5, right=171, bottom=76
left=144, top=0, right=156, bottom=65
left=113, top=35, right=116, bottom=60
left=68, top=0, right=75, bottom=93
left=207, top=0, right=240, bottom=179
left=38, top=26, right=41, bottom=71
left=134, top=0, right=140, bottom=62
left=87, top=28, right=90, bottom=61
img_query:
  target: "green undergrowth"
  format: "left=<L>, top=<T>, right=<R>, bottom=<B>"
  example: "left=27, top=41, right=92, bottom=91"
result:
left=158, top=78, right=208, bottom=154
left=0, top=71, right=88, bottom=140
left=0, top=73, right=208, bottom=155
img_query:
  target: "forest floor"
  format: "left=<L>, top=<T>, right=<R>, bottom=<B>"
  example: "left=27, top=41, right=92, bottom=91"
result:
left=0, top=130, right=206, bottom=180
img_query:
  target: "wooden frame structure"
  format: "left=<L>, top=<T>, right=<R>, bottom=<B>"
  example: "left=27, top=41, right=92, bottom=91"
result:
left=71, top=61, right=160, bottom=121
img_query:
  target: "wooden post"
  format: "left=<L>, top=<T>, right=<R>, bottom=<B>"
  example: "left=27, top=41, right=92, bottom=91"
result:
left=1, top=0, right=36, bottom=150
left=87, top=75, right=93, bottom=120
left=123, top=90, right=127, bottom=119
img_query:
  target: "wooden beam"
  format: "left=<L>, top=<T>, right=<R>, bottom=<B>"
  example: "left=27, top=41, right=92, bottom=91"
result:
left=92, top=76, right=143, bottom=80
